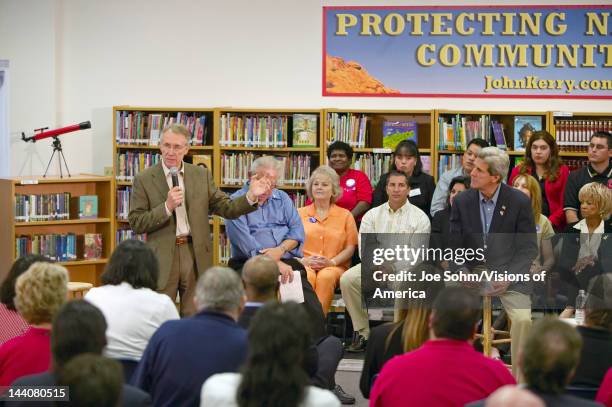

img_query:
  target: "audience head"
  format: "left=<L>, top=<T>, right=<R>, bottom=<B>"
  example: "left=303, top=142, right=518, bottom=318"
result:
left=101, top=239, right=159, bottom=290
left=391, top=139, right=422, bottom=176
left=326, top=141, right=354, bottom=174
left=242, top=255, right=280, bottom=302
left=1, top=254, right=51, bottom=311
left=463, top=138, right=489, bottom=173
left=15, top=262, right=68, bottom=325
left=471, top=147, right=509, bottom=190
left=51, top=300, right=107, bottom=369
left=523, top=130, right=561, bottom=181
left=305, top=165, right=342, bottom=204
left=237, top=301, right=311, bottom=407
left=521, top=317, right=582, bottom=394
left=512, top=174, right=542, bottom=223
left=57, top=353, right=123, bottom=407
left=589, top=131, right=611, bottom=166
left=584, top=275, right=612, bottom=332
left=250, top=156, right=283, bottom=204
left=194, top=266, right=245, bottom=319
left=578, top=182, right=612, bottom=221
left=484, top=385, right=545, bottom=407
left=393, top=266, right=445, bottom=352
left=447, top=176, right=470, bottom=208
left=430, top=287, right=481, bottom=341
left=160, top=123, right=190, bottom=169
left=385, top=170, right=411, bottom=208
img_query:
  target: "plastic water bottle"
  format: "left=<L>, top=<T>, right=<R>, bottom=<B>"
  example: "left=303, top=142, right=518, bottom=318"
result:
left=575, top=290, right=587, bottom=325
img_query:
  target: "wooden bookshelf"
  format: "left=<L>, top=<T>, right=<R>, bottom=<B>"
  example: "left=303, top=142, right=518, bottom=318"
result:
left=322, top=109, right=434, bottom=184
left=0, top=175, right=113, bottom=286
left=113, top=106, right=216, bottom=261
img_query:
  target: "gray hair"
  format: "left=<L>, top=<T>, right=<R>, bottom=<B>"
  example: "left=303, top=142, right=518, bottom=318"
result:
left=250, top=156, right=283, bottom=175
left=305, top=165, right=342, bottom=203
left=194, top=267, right=244, bottom=312
left=478, top=147, right=509, bottom=183
left=160, top=123, right=191, bottom=143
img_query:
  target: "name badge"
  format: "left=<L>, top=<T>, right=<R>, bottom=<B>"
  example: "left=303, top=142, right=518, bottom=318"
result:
left=409, top=188, right=421, bottom=197
left=345, top=178, right=356, bottom=188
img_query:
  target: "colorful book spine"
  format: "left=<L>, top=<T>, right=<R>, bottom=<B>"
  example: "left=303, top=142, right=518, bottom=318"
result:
left=15, top=233, right=78, bottom=261
left=219, top=114, right=288, bottom=147
left=115, top=229, right=147, bottom=244
left=116, top=111, right=208, bottom=146
left=116, top=151, right=161, bottom=181
left=353, top=153, right=392, bottom=187
left=14, top=193, right=71, bottom=222
left=437, top=154, right=462, bottom=179
left=326, top=112, right=367, bottom=148
left=221, top=153, right=311, bottom=186
left=116, top=187, right=132, bottom=220
left=555, top=119, right=611, bottom=152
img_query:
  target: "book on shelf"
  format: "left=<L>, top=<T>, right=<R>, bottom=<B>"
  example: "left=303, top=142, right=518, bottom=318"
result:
left=555, top=119, right=611, bottom=152
left=382, top=121, right=417, bottom=149
left=71, top=195, right=98, bottom=219
left=219, top=113, right=288, bottom=147
left=116, top=111, right=208, bottom=146
left=218, top=232, right=231, bottom=264
left=291, top=114, right=318, bottom=147
left=491, top=121, right=507, bottom=150
left=116, top=229, right=147, bottom=244
left=116, top=151, right=161, bottom=181
left=561, top=158, right=589, bottom=171
left=513, top=116, right=542, bottom=152
left=353, top=153, right=392, bottom=187
left=326, top=112, right=367, bottom=148
left=438, top=115, right=490, bottom=151
left=116, top=187, right=131, bottom=220
left=288, top=192, right=307, bottom=208
left=192, top=154, right=212, bottom=169
left=221, top=152, right=312, bottom=186
left=15, top=233, right=78, bottom=261
left=437, top=154, right=462, bottom=179
left=81, top=233, right=103, bottom=260
left=14, top=193, right=71, bottom=222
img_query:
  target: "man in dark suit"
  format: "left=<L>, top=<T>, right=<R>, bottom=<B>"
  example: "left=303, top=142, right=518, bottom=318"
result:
left=239, top=255, right=354, bottom=405
left=132, top=267, right=247, bottom=407
left=129, top=123, right=270, bottom=316
left=450, top=146, right=538, bottom=379
left=9, top=300, right=151, bottom=406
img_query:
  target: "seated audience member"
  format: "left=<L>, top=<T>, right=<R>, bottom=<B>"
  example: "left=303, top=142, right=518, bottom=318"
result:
left=520, top=317, right=601, bottom=406
left=341, top=170, right=431, bottom=352
left=132, top=267, right=248, bottom=407
left=11, top=299, right=150, bottom=406
left=372, top=140, right=436, bottom=216
left=239, top=255, right=353, bottom=404
left=201, top=302, right=340, bottom=407
left=85, top=239, right=179, bottom=362
left=467, top=385, right=545, bottom=407
left=369, top=287, right=515, bottom=407
left=299, top=166, right=358, bottom=315
left=559, top=182, right=612, bottom=318
left=360, top=267, right=445, bottom=398
left=57, top=354, right=123, bottom=407
left=597, top=368, right=612, bottom=407
left=570, top=275, right=612, bottom=388
left=509, top=130, right=570, bottom=231
left=225, top=156, right=326, bottom=338
left=431, top=138, right=488, bottom=216
left=564, top=131, right=612, bottom=224
left=324, top=140, right=373, bottom=220
left=0, top=255, right=50, bottom=345
left=430, top=176, right=470, bottom=266
left=0, top=262, right=67, bottom=385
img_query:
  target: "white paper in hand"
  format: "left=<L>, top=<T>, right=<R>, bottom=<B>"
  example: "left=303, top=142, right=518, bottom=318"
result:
left=278, top=270, right=304, bottom=303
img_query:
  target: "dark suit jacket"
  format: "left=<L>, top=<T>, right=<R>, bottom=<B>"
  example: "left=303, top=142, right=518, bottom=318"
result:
left=9, top=371, right=151, bottom=406
left=129, top=162, right=256, bottom=289
left=449, top=183, right=538, bottom=293
left=571, top=326, right=612, bottom=388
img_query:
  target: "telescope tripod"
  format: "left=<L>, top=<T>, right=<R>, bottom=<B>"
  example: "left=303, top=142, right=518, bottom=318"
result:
left=43, top=137, right=71, bottom=178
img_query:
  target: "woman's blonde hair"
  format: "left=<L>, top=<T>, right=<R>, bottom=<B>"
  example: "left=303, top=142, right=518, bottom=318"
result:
left=15, top=262, right=68, bottom=324
left=305, top=165, right=342, bottom=203
left=578, top=182, right=612, bottom=220
left=513, top=174, right=542, bottom=225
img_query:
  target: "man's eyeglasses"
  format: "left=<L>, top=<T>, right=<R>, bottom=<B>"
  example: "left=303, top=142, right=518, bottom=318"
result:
left=161, top=143, right=188, bottom=152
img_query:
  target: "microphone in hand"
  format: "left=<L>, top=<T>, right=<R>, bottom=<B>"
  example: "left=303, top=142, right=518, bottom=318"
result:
left=169, top=167, right=182, bottom=207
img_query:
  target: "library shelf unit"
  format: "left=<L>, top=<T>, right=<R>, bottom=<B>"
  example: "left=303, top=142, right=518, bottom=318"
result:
left=113, top=106, right=216, bottom=260
left=322, top=109, right=434, bottom=184
left=434, top=110, right=550, bottom=179
left=0, top=175, right=114, bottom=285
left=213, top=108, right=325, bottom=265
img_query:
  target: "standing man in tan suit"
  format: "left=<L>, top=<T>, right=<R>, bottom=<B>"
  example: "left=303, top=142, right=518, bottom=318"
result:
left=129, top=124, right=270, bottom=316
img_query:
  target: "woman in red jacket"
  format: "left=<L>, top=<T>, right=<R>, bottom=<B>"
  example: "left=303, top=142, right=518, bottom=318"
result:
left=509, top=130, right=569, bottom=231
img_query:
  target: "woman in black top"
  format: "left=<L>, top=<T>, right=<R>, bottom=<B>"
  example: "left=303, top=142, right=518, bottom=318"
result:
left=372, top=140, right=435, bottom=216
left=359, top=268, right=445, bottom=399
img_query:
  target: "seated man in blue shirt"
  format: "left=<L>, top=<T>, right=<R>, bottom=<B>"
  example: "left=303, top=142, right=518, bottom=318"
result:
left=132, top=267, right=248, bottom=407
left=226, top=156, right=326, bottom=339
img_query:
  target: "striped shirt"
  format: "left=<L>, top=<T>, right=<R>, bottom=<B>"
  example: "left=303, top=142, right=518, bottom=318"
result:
left=0, top=304, right=29, bottom=345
